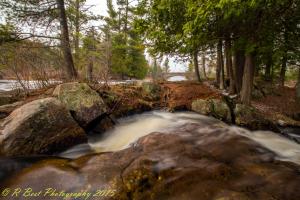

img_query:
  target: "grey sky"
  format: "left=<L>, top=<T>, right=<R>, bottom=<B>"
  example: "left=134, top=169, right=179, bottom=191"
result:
left=86, top=0, right=108, bottom=16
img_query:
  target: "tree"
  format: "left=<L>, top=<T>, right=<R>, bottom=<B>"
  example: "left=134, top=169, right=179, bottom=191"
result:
left=135, top=0, right=202, bottom=82
left=0, top=23, right=17, bottom=45
left=137, top=0, right=300, bottom=105
left=2, top=0, right=78, bottom=80
left=201, top=51, right=207, bottom=80
left=105, top=0, right=148, bottom=80
left=67, top=0, right=99, bottom=68
left=297, top=67, right=300, bottom=102
left=57, top=0, right=78, bottom=80
left=151, top=57, right=162, bottom=81
left=163, top=57, right=170, bottom=74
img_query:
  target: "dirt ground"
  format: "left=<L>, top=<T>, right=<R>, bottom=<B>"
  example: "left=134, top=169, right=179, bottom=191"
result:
left=160, top=81, right=299, bottom=125
left=252, top=86, right=300, bottom=125
left=160, top=81, right=220, bottom=110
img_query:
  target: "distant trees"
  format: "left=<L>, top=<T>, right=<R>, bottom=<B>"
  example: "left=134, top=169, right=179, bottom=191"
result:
left=136, top=0, right=300, bottom=105
left=103, top=0, right=148, bottom=80
left=0, top=0, right=149, bottom=82
left=0, top=41, right=62, bottom=91
left=163, top=57, right=170, bottom=74
left=0, top=24, right=17, bottom=45
left=1, top=0, right=77, bottom=80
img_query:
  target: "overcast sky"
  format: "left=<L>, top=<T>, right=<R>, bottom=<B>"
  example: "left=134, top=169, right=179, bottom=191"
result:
left=86, top=0, right=108, bottom=16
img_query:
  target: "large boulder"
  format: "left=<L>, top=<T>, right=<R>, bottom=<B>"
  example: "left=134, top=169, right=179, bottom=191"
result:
left=191, top=99, right=211, bottom=115
left=0, top=98, right=87, bottom=156
left=234, top=104, right=275, bottom=130
left=192, top=98, right=232, bottom=122
left=53, top=82, right=107, bottom=127
left=210, top=99, right=232, bottom=122
left=2, top=122, right=300, bottom=200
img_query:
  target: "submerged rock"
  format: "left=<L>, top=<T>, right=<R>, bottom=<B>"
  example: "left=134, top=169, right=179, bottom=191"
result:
left=2, top=122, right=300, bottom=200
left=53, top=82, right=107, bottom=127
left=0, top=98, right=87, bottom=156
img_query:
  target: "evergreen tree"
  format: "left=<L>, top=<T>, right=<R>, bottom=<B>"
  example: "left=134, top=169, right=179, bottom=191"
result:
left=105, top=0, right=148, bottom=80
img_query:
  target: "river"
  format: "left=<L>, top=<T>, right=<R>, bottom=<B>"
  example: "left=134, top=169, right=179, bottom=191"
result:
left=0, top=77, right=187, bottom=92
left=59, top=111, right=300, bottom=165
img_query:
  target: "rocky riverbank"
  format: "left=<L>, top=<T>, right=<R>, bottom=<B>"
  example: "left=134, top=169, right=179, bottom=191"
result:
left=0, top=82, right=164, bottom=156
left=0, top=81, right=299, bottom=156
left=0, top=81, right=299, bottom=200
left=161, top=81, right=300, bottom=139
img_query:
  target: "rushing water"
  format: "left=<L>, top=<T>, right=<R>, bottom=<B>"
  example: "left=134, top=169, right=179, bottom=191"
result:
left=59, top=111, right=300, bottom=165
left=167, top=76, right=187, bottom=82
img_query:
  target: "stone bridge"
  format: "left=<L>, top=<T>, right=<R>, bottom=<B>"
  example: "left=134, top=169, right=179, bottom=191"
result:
left=162, top=72, right=194, bottom=78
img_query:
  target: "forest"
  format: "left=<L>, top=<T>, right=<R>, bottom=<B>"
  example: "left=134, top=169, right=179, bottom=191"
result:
left=0, top=1, right=300, bottom=200
left=0, top=0, right=299, bottom=105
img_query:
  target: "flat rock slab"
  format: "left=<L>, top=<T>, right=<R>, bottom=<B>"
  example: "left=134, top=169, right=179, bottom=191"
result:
left=1, top=122, right=300, bottom=200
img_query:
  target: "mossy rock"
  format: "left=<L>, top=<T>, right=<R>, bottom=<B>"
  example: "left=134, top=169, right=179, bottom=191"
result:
left=192, top=98, right=231, bottom=123
left=234, top=104, right=275, bottom=130
left=191, top=99, right=211, bottom=115
left=53, top=82, right=108, bottom=127
left=0, top=98, right=87, bottom=156
left=210, top=99, right=232, bottom=123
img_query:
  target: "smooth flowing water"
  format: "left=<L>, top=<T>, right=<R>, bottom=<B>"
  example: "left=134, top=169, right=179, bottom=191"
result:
left=167, top=76, right=187, bottom=82
left=59, top=111, right=300, bottom=165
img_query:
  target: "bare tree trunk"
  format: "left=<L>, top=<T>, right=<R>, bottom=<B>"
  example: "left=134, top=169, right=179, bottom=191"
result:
left=225, top=38, right=235, bottom=94
left=265, top=55, right=272, bottom=81
left=280, top=54, right=287, bottom=87
left=74, top=0, right=80, bottom=66
left=233, top=50, right=245, bottom=94
left=87, top=61, right=93, bottom=82
left=217, top=40, right=224, bottom=89
left=241, top=53, right=255, bottom=105
left=296, top=67, right=300, bottom=102
left=57, top=0, right=77, bottom=80
left=124, top=0, right=129, bottom=40
left=216, top=43, right=221, bottom=86
left=202, top=52, right=207, bottom=80
left=193, top=50, right=201, bottom=82
left=87, top=27, right=96, bottom=82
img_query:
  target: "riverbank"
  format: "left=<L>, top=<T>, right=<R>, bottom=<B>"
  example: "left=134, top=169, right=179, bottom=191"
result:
left=0, top=81, right=299, bottom=132
left=0, top=81, right=299, bottom=200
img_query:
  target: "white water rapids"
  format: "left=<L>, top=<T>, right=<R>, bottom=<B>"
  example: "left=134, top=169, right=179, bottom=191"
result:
left=59, top=111, right=300, bottom=165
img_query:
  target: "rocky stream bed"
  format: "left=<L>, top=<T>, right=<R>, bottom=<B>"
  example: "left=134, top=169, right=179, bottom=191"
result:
left=0, top=81, right=299, bottom=200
